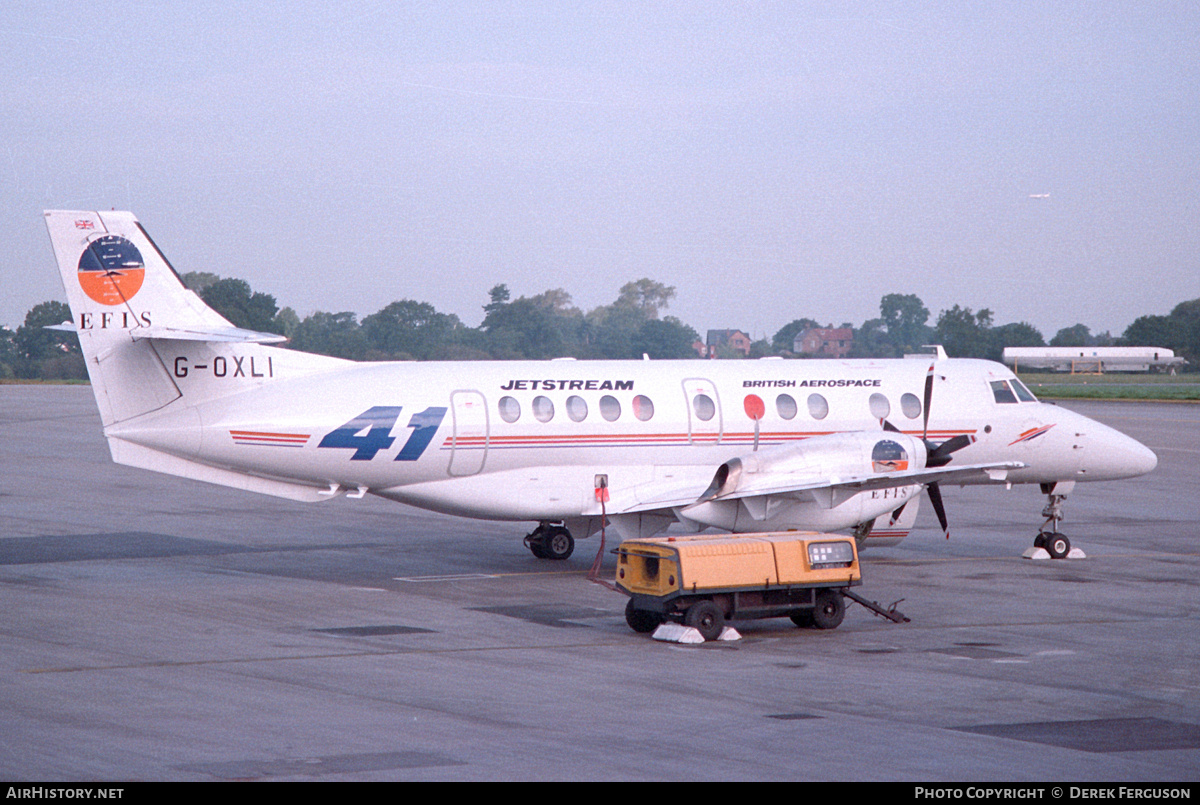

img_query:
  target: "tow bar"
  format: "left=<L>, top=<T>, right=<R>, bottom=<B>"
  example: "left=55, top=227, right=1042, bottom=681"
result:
left=841, top=589, right=910, bottom=624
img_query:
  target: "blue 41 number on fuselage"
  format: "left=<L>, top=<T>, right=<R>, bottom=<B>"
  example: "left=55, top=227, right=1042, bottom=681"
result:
left=317, top=406, right=448, bottom=461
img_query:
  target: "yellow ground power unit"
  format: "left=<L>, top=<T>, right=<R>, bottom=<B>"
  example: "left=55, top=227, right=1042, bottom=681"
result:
left=615, top=532, right=862, bottom=640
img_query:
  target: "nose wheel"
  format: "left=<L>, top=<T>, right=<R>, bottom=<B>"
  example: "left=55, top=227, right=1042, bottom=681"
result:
left=1035, top=531, right=1071, bottom=559
left=523, top=522, right=575, bottom=560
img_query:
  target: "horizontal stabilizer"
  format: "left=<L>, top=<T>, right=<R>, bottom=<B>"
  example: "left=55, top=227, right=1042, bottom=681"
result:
left=108, top=438, right=332, bottom=502
left=130, top=325, right=288, bottom=344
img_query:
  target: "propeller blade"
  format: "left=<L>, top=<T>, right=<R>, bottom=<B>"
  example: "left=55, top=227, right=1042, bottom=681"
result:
left=889, top=500, right=908, bottom=526
left=927, top=434, right=975, bottom=467
left=927, top=482, right=950, bottom=539
left=922, top=364, right=934, bottom=440
left=882, top=419, right=903, bottom=434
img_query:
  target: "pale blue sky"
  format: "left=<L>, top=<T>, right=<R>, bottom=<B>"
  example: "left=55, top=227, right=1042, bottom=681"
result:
left=3, top=2, right=1197, bottom=341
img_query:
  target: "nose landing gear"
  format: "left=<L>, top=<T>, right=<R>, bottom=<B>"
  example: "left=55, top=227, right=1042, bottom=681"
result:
left=1033, top=481, right=1075, bottom=559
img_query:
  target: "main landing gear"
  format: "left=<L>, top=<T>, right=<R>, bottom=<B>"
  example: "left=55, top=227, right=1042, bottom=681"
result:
left=1034, top=482, right=1073, bottom=559
left=524, top=521, right=575, bottom=560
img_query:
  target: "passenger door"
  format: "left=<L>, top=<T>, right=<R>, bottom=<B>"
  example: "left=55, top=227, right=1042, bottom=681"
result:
left=448, top=390, right=488, bottom=476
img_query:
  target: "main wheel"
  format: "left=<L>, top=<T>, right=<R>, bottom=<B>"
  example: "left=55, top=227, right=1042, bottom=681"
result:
left=1044, top=532, right=1071, bottom=559
left=523, top=528, right=549, bottom=558
left=811, top=589, right=845, bottom=630
left=625, top=599, right=662, bottom=634
left=542, top=526, right=574, bottom=560
left=685, top=600, right=725, bottom=641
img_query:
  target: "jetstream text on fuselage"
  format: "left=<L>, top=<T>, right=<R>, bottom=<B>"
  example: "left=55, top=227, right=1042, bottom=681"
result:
left=499, top=379, right=635, bottom=391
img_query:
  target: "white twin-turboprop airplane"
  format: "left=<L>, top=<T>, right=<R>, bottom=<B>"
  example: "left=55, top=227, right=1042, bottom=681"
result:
left=45, top=210, right=1158, bottom=560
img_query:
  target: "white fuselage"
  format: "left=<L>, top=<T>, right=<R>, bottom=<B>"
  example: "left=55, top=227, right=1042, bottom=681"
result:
left=108, top=343, right=1158, bottom=530
left=44, top=209, right=1159, bottom=548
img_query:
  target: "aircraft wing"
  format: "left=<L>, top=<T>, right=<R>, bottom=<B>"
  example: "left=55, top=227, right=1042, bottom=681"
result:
left=619, top=461, right=1025, bottom=514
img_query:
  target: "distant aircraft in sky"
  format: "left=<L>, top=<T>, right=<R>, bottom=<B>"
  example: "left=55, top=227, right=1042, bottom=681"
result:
left=45, top=210, right=1157, bottom=561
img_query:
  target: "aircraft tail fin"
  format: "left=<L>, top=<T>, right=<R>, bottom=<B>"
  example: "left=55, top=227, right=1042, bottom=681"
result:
left=43, top=210, right=286, bottom=426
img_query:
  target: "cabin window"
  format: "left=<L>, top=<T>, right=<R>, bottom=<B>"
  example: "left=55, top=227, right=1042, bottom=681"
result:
left=633, top=395, right=655, bottom=421
left=498, top=396, right=521, bottom=423
left=868, top=393, right=890, bottom=420
left=599, top=395, right=621, bottom=421
left=1010, top=378, right=1037, bottom=402
left=532, top=395, right=555, bottom=422
left=692, top=393, right=716, bottom=422
left=566, top=395, right=588, bottom=422
left=990, top=380, right=1018, bottom=404
left=776, top=393, right=798, bottom=420
left=807, top=393, right=829, bottom=420
left=900, top=392, right=922, bottom=419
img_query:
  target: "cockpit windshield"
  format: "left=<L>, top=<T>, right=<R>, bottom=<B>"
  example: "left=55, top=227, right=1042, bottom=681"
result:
left=1010, top=377, right=1038, bottom=402
left=991, top=380, right=1018, bottom=404
left=991, top=378, right=1038, bottom=404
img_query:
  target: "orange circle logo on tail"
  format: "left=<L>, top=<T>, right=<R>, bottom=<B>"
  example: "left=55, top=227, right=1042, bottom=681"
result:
left=78, top=235, right=145, bottom=305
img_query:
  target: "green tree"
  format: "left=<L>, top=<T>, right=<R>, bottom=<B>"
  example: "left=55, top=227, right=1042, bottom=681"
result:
left=988, top=322, right=1044, bottom=362
left=581, top=303, right=643, bottom=359
left=1168, top=299, right=1200, bottom=365
left=483, top=284, right=511, bottom=316
left=13, top=301, right=84, bottom=379
left=0, top=325, right=20, bottom=378
left=275, top=307, right=300, bottom=339
left=849, top=318, right=894, bottom=358
left=482, top=296, right=575, bottom=359
left=631, top=316, right=700, bottom=359
left=880, top=293, right=931, bottom=353
left=289, top=312, right=367, bottom=360
left=1050, top=323, right=1091, bottom=347
left=200, top=278, right=282, bottom=334
left=614, top=279, right=676, bottom=319
left=1122, top=314, right=1176, bottom=350
left=935, top=305, right=994, bottom=358
left=180, top=271, right=221, bottom=293
left=362, top=300, right=464, bottom=361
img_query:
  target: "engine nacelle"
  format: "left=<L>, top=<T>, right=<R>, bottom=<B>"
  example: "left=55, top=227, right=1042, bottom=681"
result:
left=679, top=432, right=928, bottom=534
left=705, top=431, right=929, bottom=498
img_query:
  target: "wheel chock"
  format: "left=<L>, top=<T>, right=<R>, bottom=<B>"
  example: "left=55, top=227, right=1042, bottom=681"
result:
left=650, top=623, right=741, bottom=643
left=1023, top=546, right=1087, bottom=560
left=652, top=623, right=705, bottom=643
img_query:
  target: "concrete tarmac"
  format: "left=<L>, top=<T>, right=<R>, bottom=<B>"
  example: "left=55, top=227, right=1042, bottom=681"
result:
left=2, top=385, right=1197, bottom=781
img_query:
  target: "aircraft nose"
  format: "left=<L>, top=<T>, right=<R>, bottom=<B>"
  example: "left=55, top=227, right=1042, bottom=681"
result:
left=1089, top=425, right=1157, bottom=480
left=1125, top=437, right=1158, bottom=476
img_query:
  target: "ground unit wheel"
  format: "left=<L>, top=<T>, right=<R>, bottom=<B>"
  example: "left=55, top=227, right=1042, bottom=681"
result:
left=625, top=599, right=662, bottom=634
left=542, top=526, right=574, bottom=560
left=789, top=610, right=815, bottom=628
left=811, top=589, right=845, bottom=630
left=685, top=600, right=725, bottom=641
